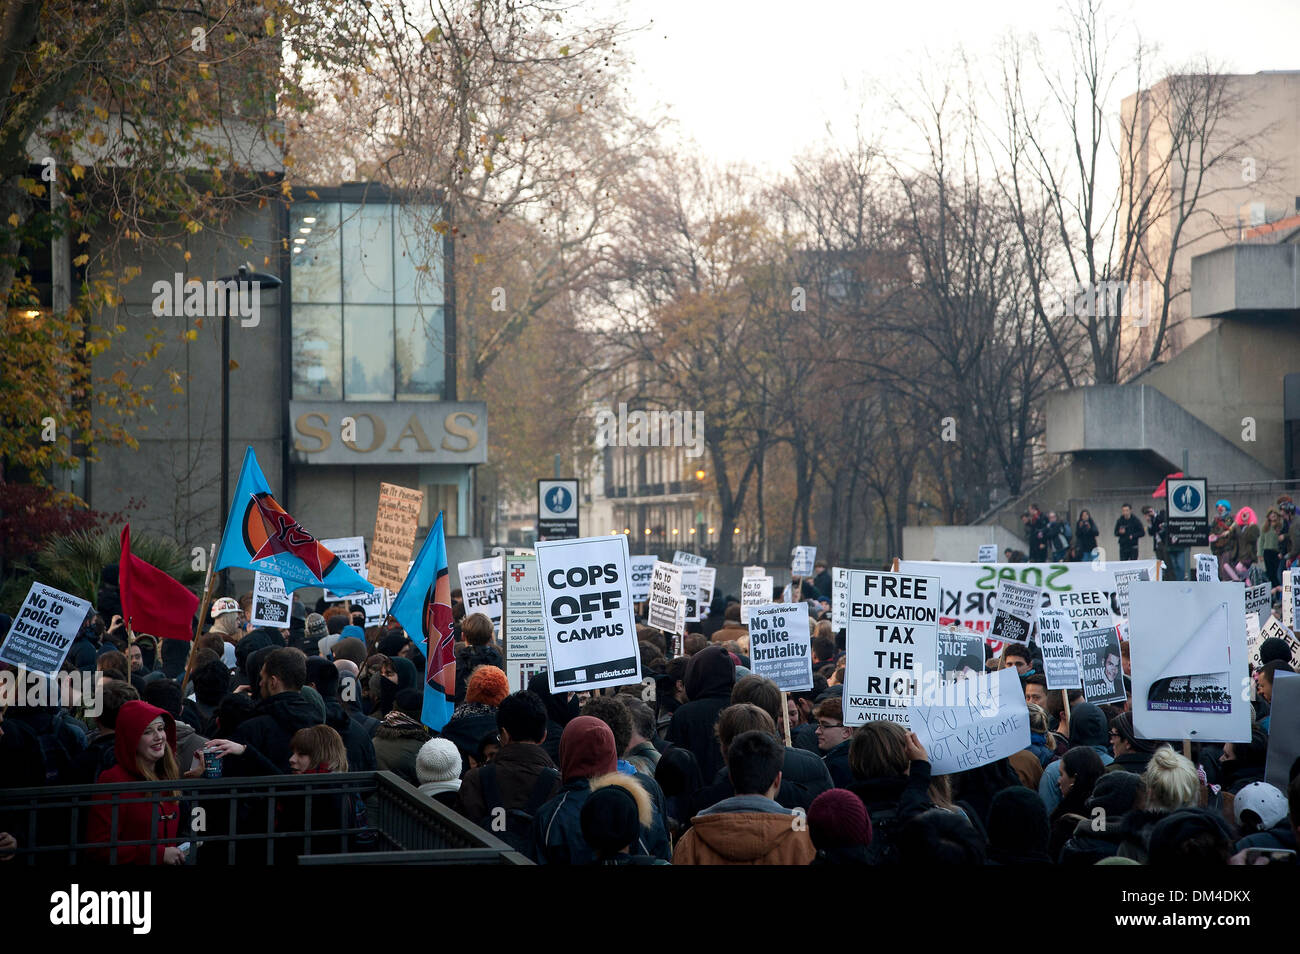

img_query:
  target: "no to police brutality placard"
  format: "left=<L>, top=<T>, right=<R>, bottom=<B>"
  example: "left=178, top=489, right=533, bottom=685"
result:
left=0, top=582, right=91, bottom=674
left=844, top=571, right=939, bottom=726
left=535, top=534, right=641, bottom=693
left=747, top=603, right=813, bottom=692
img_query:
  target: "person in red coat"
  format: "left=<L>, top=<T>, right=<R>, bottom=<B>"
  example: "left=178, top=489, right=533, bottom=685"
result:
left=87, top=700, right=186, bottom=865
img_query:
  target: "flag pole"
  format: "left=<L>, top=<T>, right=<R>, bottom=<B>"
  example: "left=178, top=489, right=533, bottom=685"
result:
left=182, top=543, right=218, bottom=698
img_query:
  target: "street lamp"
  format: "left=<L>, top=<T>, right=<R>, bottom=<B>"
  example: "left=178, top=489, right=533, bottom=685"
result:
left=218, top=263, right=282, bottom=596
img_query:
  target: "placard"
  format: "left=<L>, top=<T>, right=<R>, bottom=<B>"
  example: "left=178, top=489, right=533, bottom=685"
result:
left=741, top=575, right=772, bottom=624
left=535, top=534, right=640, bottom=693
left=369, top=482, right=423, bottom=592
left=791, top=546, right=817, bottom=576
left=352, top=584, right=391, bottom=627
left=503, top=554, right=547, bottom=661
left=743, top=565, right=767, bottom=577
left=322, top=536, right=368, bottom=601
left=628, top=555, right=659, bottom=603
left=672, top=550, right=707, bottom=568
left=990, top=579, right=1040, bottom=645
left=844, top=571, right=939, bottom=726
left=1245, top=581, right=1271, bottom=629
left=1264, top=672, right=1300, bottom=793
left=1112, top=567, right=1150, bottom=619
left=1196, top=553, right=1217, bottom=583
left=747, top=603, right=814, bottom=692
left=1129, top=581, right=1250, bottom=744
left=831, top=567, right=849, bottom=629
left=936, top=627, right=984, bottom=683
left=0, top=582, right=91, bottom=674
left=647, top=561, right=685, bottom=637
left=458, top=556, right=504, bottom=633
left=977, top=544, right=998, bottom=563
left=909, top=668, right=1031, bottom=775
left=1078, top=625, right=1127, bottom=705
left=251, top=572, right=293, bottom=628
left=895, top=559, right=1156, bottom=645
left=1037, top=607, right=1082, bottom=690
left=697, top=566, right=717, bottom=613
left=680, top=565, right=701, bottom=623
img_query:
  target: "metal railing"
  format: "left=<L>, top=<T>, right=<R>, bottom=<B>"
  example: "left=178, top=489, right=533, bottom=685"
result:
left=0, top=771, right=530, bottom=866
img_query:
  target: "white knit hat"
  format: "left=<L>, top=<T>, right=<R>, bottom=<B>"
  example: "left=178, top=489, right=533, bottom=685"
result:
left=416, top=738, right=462, bottom=785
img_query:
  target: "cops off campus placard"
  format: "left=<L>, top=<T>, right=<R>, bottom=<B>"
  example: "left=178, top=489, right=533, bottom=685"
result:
left=535, top=534, right=641, bottom=693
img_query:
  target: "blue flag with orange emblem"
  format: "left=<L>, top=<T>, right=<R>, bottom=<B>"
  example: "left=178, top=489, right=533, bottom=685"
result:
left=215, top=446, right=373, bottom=595
left=390, top=512, right=455, bottom=731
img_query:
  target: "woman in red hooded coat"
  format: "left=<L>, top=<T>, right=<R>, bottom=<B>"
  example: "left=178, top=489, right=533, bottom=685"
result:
left=87, top=700, right=186, bottom=865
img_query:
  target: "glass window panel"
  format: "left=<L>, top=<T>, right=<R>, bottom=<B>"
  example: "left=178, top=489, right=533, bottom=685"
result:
left=395, top=305, right=445, bottom=400
left=292, top=305, right=342, bottom=399
left=290, top=203, right=341, bottom=304
left=343, top=305, right=395, bottom=400
left=394, top=204, right=444, bottom=305
left=342, top=203, right=394, bottom=304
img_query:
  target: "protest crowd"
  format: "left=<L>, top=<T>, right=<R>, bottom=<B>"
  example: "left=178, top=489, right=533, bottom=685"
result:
left=2, top=527, right=1298, bottom=869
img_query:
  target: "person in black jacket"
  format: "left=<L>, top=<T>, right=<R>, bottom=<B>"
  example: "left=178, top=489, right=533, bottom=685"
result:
left=1059, top=770, right=1143, bottom=864
left=305, top=656, right=376, bottom=772
left=690, top=679, right=834, bottom=812
left=812, top=696, right=853, bottom=787
left=527, top=670, right=579, bottom=765
left=1024, top=505, right=1049, bottom=562
left=1114, top=503, right=1145, bottom=561
left=847, top=725, right=938, bottom=865
left=1074, top=510, right=1100, bottom=562
left=666, top=645, right=736, bottom=783
left=230, top=648, right=323, bottom=772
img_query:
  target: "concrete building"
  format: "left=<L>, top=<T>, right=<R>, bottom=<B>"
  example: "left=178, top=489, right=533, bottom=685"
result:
left=1120, top=70, right=1300, bottom=374
left=905, top=71, right=1300, bottom=566
left=76, top=182, right=488, bottom=594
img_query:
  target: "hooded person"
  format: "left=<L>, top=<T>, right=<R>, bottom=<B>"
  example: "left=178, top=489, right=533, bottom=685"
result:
left=528, top=670, right=580, bottom=765
left=1107, top=711, right=1159, bottom=774
left=305, top=656, right=377, bottom=772
left=87, top=701, right=186, bottom=865
left=666, top=644, right=737, bottom=783
left=579, top=776, right=667, bottom=865
left=533, top=716, right=671, bottom=865
left=1217, top=723, right=1269, bottom=794
left=369, top=688, right=430, bottom=785
left=986, top=786, right=1052, bottom=864
left=1059, top=770, right=1143, bottom=864
left=1038, top=702, right=1114, bottom=814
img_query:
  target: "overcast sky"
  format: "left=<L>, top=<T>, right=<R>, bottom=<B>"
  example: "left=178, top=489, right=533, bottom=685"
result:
left=574, top=0, right=1300, bottom=174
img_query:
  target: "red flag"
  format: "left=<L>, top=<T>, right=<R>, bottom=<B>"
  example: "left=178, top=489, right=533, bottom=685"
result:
left=119, top=524, right=200, bottom=641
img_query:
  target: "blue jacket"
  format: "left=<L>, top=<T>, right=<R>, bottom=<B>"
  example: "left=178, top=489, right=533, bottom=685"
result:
left=534, top=772, right=672, bottom=865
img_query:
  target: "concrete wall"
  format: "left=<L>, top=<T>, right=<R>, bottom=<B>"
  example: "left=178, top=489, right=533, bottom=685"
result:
left=903, top=524, right=1032, bottom=563
left=89, top=200, right=284, bottom=550
left=1140, top=319, right=1300, bottom=474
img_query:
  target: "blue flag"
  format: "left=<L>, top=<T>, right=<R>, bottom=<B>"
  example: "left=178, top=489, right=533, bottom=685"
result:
left=391, top=512, right=456, bottom=731
left=214, top=446, right=373, bottom=596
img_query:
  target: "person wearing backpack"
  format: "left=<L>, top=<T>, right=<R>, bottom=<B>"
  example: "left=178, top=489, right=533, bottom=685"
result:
left=456, top=690, right=561, bottom=853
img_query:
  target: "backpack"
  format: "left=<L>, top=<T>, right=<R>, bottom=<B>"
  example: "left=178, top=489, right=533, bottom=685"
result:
left=478, top=763, right=560, bottom=856
left=35, top=713, right=80, bottom=784
left=863, top=804, right=901, bottom=864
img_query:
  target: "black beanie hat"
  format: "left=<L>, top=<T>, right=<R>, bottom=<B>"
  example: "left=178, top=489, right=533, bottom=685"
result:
left=1084, top=770, right=1143, bottom=818
left=580, top=785, right=641, bottom=857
